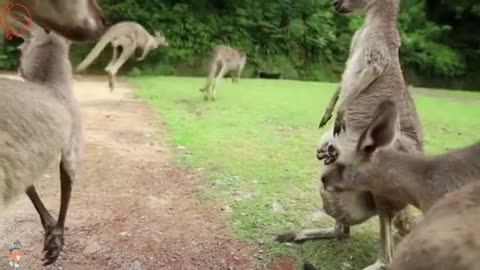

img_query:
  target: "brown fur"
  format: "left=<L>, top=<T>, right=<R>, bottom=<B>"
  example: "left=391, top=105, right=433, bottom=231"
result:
left=200, top=45, right=246, bottom=101
left=2, top=23, right=81, bottom=265
left=311, top=0, right=424, bottom=269
left=76, top=21, right=169, bottom=92
left=0, top=0, right=105, bottom=42
left=391, top=181, right=480, bottom=270
left=322, top=100, right=480, bottom=213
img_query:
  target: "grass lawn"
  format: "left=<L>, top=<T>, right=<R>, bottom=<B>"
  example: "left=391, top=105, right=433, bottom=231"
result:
left=133, top=76, right=480, bottom=270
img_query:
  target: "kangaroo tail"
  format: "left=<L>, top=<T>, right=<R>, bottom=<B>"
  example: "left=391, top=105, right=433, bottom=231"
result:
left=75, top=26, right=125, bottom=72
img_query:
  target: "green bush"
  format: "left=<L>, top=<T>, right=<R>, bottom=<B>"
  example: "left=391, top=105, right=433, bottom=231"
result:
left=1, top=0, right=478, bottom=89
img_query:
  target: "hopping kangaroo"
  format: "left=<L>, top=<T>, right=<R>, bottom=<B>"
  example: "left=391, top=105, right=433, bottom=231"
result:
left=200, top=45, right=246, bottom=101
left=321, top=100, right=480, bottom=270
left=1, top=23, right=82, bottom=265
left=0, top=0, right=105, bottom=41
left=76, top=21, right=169, bottom=92
left=277, top=0, right=423, bottom=269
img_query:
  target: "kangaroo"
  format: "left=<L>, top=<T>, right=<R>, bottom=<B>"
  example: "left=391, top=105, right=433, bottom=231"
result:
left=321, top=100, right=480, bottom=214
left=1, top=22, right=82, bottom=265
left=310, top=183, right=480, bottom=270
left=75, top=21, right=169, bottom=92
left=390, top=181, right=480, bottom=270
left=199, top=45, right=246, bottom=101
left=277, top=1, right=423, bottom=269
left=0, top=0, right=105, bottom=41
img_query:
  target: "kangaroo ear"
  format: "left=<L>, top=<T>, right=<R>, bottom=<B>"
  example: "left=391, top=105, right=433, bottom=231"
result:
left=357, top=100, right=398, bottom=155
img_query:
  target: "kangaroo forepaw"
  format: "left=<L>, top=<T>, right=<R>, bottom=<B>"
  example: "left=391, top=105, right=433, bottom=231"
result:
left=317, top=143, right=339, bottom=165
left=42, top=226, right=64, bottom=266
left=333, top=114, right=346, bottom=136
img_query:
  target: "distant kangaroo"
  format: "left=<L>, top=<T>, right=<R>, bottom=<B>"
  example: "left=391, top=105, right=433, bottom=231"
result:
left=75, top=21, right=169, bottom=92
left=200, top=45, right=246, bottom=101
left=277, top=0, right=423, bottom=269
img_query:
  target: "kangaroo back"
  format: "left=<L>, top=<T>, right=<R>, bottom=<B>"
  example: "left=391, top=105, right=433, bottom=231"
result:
left=391, top=181, right=480, bottom=270
left=76, top=22, right=144, bottom=72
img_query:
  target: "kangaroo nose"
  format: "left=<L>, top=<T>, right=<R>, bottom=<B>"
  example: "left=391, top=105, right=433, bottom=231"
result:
left=333, top=1, right=338, bottom=8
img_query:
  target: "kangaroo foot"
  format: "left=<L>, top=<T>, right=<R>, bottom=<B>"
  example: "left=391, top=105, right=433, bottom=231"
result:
left=275, top=226, right=350, bottom=243
left=42, top=226, right=64, bottom=266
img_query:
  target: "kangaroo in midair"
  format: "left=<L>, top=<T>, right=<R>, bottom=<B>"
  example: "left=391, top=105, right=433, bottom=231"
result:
left=75, top=21, right=169, bottom=92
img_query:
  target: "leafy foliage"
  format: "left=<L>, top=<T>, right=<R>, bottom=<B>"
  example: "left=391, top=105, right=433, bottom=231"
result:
left=0, top=0, right=478, bottom=88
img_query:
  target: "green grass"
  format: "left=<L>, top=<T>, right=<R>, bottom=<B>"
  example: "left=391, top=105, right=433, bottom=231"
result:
left=133, top=76, right=480, bottom=270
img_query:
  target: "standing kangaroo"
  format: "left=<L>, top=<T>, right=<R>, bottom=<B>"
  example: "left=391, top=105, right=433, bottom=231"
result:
left=2, top=23, right=82, bottom=266
left=199, top=45, right=246, bottom=101
left=75, top=21, right=169, bottom=92
left=321, top=100, right=480, bottom=213
left=277, top=1, right=423, bottom=269
left=321, top=100, right=480, bottom=270
left=0, top=0, right=105, bottom=41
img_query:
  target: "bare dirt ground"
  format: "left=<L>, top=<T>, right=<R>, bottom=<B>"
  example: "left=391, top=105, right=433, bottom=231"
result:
left=0, top=74, right=261, bottom=270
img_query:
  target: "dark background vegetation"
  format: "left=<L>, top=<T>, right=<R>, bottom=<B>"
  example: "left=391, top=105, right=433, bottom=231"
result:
left=1, top=0, right=479, bottom=90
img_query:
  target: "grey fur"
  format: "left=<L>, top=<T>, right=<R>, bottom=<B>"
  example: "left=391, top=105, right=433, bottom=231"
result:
left=1, top=23, right=82, bottom=265
left=391, top=181, right=480, bottom=270
left=75, top=21, right=168, bottom=92
left=0, top=0, right=105, bottom=42
left=281, top=1, right=423, bottom=270
left=323, top=100, right=480, bottom=213
left=200, top=45, right=247, bottom=101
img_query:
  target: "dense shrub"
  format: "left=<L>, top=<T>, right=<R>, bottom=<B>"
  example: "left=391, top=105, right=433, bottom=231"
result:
left=1, top=0, right=478, bottom=89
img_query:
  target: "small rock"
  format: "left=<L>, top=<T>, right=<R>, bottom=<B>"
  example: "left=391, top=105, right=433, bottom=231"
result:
left=233, top=191, right=254, bottom=201
left=83, top=240, right=100, bottom=255
left=130, top=260, right=143, bottom=270
left=342, top=262, right=353, bottom=270
left=119, top=232, right=128, bottom=237
left=271, top=201, right=284, bottom=213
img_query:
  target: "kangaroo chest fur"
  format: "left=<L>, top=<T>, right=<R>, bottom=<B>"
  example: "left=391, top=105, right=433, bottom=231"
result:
left=339, top=26, right=369, bottom=100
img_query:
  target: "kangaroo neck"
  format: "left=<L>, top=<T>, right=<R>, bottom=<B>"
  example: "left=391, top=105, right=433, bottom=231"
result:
left=363, top=0, right=400, bottom=47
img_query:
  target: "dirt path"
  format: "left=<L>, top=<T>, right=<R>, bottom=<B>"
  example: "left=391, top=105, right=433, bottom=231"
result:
left=0, top=74, right=258, bottom=270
